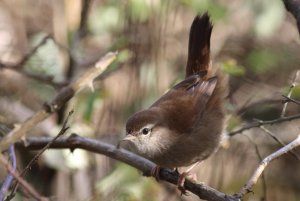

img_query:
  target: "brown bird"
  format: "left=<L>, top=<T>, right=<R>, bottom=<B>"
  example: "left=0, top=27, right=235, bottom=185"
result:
left=120, top=13, right=227, bottom=187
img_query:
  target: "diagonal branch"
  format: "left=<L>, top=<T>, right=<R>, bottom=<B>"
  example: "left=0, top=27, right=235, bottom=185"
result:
left=6, top=111, right=73, bottom=200
left=0, top=52, right=117, bottom=151
left=234, top=134, right=300, bottom=198
left=16, top=135, right=238, bottom=201
left=260, top=126, right=300, bottom=160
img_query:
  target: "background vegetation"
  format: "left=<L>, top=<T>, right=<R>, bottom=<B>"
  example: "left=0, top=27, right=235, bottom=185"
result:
left=0, top=0, right=300, bottom=201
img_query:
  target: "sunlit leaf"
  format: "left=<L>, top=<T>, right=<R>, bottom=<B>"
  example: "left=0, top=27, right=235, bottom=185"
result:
left=226, top=114, right=242, bottom=132
left=221, top=60, right=245, bottom=76
left=291, top=85, right=300, bottom=99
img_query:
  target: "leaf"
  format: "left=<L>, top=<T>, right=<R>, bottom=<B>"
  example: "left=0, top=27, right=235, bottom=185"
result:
left=245, top=50, right=277, bottom=74
left=226, top=115, right=242, bottom=132
left=221, top=60, right=245, bottom=76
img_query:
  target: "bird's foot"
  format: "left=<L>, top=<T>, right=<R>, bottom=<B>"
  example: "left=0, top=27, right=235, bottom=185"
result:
left=177, top=171, right=188, bottom=195
left=176, top=168, right=198, bottom=195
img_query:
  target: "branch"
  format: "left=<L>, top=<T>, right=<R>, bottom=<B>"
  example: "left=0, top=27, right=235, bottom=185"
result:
left=0, top=36, right=68, bottom=88
left=0, top=52, right=117, bottom=151
left=227, top=113, right=300, bottom=136
left=234, top=134, right=300, bottom=198
left=16, top=135, right=238, bottom=201
left=0, top=153, right=47, bottom=201
left=0, top=145, right=16, bottom=201
left=78, top=0, right=93, bottom=39
left=243, top=135, right=267, bottom=200
left=283, top=95, right=300, bottom=106
left=283, top=0, right=300, bottom=34
left=260, top=126, right=300, bottom=160
left=281, top=70, right=300, bottom=117
left=6, top=111, right=73, bottom=200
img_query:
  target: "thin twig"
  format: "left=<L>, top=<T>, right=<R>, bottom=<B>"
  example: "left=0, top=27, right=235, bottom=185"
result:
left=17, top=135, right=238, bottom=201
left=7, top=111, right=73, bottom=200
left=260, top=126, right=300, bottom=160
left=0, top=153, right=47, bottom=201
left=0, top=36, right=51, bottom=69
left=234, top=134, right=300, bottom=198
left=0, top=36, right=67, bottom=88
left=22, top=110, right=72, bottom=175
left=0, top=36, right=49, bottom=67
left=227, top=113, right=300, bottom=136
left=18, top=36, right=51, bottom=68
left=281, top=70, right=300, bottom=117
left=243, top=135, right=267, bottom=201
left=282, top=95, right=300, bottom=106
left=0, top=52, right=117, bottom=151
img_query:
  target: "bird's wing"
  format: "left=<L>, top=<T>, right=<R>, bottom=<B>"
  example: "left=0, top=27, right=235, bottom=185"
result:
left=151, top=75, right=217, bottom=111
left=194, top=76, right=217, bottom=116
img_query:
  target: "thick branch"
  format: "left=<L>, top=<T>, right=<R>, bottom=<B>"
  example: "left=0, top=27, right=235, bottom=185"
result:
left=16, top=135, right=238, bottom=201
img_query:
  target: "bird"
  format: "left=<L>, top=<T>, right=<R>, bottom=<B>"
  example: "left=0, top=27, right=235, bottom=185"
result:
left=119, top=13, right=227, bottom=190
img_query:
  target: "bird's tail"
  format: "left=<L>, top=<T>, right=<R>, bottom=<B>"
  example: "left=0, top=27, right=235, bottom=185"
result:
left=185, top=13, right=212, bottom=80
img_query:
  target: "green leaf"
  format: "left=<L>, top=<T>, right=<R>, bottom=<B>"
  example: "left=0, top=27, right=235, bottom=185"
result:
left=128, top=0, right=150, bottom=22
left=226, top=115, right=242, bottom=132
left=291, top=85, right=300, bottom=99
left=245, top=50, right=277, bottom=74
left=221, top=60, right=245, bottom=76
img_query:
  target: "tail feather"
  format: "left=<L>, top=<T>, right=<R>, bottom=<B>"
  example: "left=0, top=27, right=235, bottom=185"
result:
left=185, top=13, right=213, bottom=79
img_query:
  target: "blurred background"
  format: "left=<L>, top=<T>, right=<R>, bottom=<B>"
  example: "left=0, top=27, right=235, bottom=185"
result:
left=0, top=0, right=300, bottom=200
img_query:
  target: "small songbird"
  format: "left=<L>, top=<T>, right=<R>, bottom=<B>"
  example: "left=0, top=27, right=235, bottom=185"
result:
left=120, top=13, right=226, bottom=178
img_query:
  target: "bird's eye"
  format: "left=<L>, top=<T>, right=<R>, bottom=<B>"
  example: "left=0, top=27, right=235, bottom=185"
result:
left=142, top=127, right=150, bottom=135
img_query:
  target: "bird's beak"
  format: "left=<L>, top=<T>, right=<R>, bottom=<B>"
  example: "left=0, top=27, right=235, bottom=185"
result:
left=117, top=134, right=135, bottom=149
left=123, top=134, right=135, bottom=141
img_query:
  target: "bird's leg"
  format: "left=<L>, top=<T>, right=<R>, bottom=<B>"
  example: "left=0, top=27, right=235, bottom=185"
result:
left=151, top=166, right=161, bottom=181
left=177, top=161, right=201, bottom=194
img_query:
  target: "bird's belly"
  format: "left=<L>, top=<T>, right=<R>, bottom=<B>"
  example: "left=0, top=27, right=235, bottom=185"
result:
left=150, top=138, right=218, bottom=168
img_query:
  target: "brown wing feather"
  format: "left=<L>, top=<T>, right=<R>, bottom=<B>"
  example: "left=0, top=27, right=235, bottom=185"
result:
left=150, top=76, right=218, bottom=134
